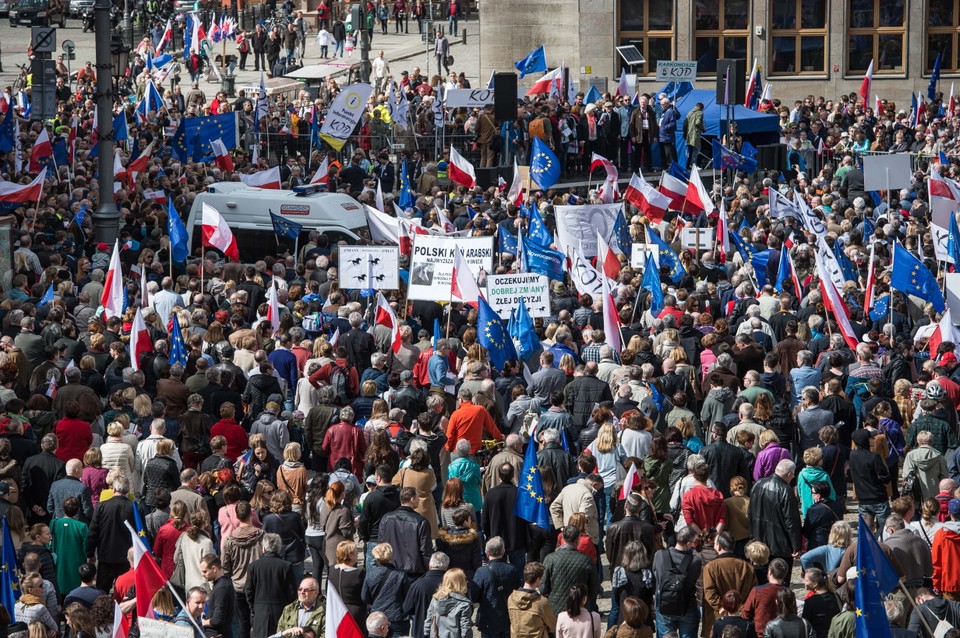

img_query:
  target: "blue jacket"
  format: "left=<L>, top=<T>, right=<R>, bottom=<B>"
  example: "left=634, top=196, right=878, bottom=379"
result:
left=428, top=352, right=455, bottom=387
left=267, top=348, right=298, bottom=394
left=659, top=105, right=679, bottom=143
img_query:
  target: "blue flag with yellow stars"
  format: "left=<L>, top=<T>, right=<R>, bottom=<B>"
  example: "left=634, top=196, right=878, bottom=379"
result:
left=891, top=243, right=945, bottom=312
left=498, top=225, right=518, bottom=255
left=132, top=500, right=151, bottom=552
left=398, top=157, right=415, bottom=209
left=729, top=232, right=771, bottom=287
left=513, top=439, right=552, bottom=529
left=647, top=228, right=685, bottom=284
left=640, top=252, right=663, bottom=317
left=171, top=112, right=239, bottom=162
left=477, top=294, right=518, bottom=372
left=520, top=234, right=565, bottom=281
left=526, top=203, right=554, bottom=246
left=614, top=209, right=632, bottom=259
left=514, top=45, right=547, bottom=79
left=38, top=284, right=54, bottom=307
left=868, top=294, right=891, bottom=322
left=854, top=516, right=898, bottom=638
left=270, top=210, right=303, bottom=241
left=168, top=199, right=189, bottom=264
left=1, top=517, right=19, bottom=620
left=530, top=138, right=560, bottom=190
left=169, top=317, right=188, bottom=367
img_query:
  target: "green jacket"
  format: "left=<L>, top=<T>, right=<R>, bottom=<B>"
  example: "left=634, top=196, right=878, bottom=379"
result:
left=683, top=107, right=705, bottom=147
left=276, top=599, right=325, bottom=635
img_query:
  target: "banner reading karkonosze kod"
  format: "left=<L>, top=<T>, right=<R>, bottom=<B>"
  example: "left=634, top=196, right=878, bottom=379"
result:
left=319, top=83, right=375, bottom=151
left=486, top=273, right=551, bottom=320
left=408, top=235, right=494, bottom=302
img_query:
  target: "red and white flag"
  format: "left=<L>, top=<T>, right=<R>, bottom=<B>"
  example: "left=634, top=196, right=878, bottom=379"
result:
left=929, top=308, right=960, bottom=358
left=266, top=277, right=281, bottom=331
left=717, top=196, right=730, bottom=264
left=601, top=270, right=621, bottom=353
left=451, top=245, right=484, bottom=306
left=449, top=147, right=476, bottom=189
left=329, top=326, right=340, bottom=348
left=744, top=59, right=759, bottom=108
left=875, top=94, right=884, bottom=114
left=658, top=171, right=687, bottom=210
left=864, top=242, right=877, bottom=312
left=859, top=59, right=874, bottom=105
left=950, top=82, right=956, bottom=116
left=685, top=165, right=715, bottom=215
left=157, top=18, right=173, bottom=53
left=201, top=203, right=239, bottom=261
left=28, top=127, right=53, bottom=172
left=0, top=167, right=46, bottom=204
left=615, top=69, right=629, bottom=97
left=144, top=189, right=168, bottom=204
left=624, top=172, right=670, bottom=223
left=129, top=308, right=151, bottom=371
left=325, top=580, right=364, bottom=638
left=127, top=523, right=167, bottom=618
left=211, top=138, right=234, bottom=172
left=111, top=600, right=130, bottom=638
left=591, top=153, right=620, bottom=204
left=68, top=116, right=78, bottom=164
left=100, top=240, right=124, bottom=320
left=374, top=292, right=402, bottom=353
left=239, top=166, right=281, bottom=189
left=310, top=156, right=329, bottom=185
left=596, top=230, right=621, bottom=280
left=506, top=159, right=524, bottom=207
left=526, top=67, right=563, bottom=95
left=815, top=252, right=859, bottom=350
left=620, top=462, right=639, bottom=499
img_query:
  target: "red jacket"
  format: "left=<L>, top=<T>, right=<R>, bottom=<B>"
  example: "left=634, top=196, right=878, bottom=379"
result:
left=933, top=523, right=960, bottom=593
left=444, top=401, right=503, bottom=453
left=321, top=421, right=367, bottom=477
left=309, top=358, right=360, bottom=398
left=211, top=418, right=248, bottom=461
left=54, top=418, right=92, bottom=462
left=152, top=521, right=186, bottom=578
left=681, top=484, right=727, bottom=532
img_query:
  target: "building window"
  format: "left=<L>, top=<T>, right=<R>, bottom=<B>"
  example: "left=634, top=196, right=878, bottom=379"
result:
left=693, top=0, right=749, bottom=74
left=618, top=0, right=674, bottom=76
left=847, top=0, right=905, bottom=73
left=769, top=0, right=827, bottom=74
left=927, top=0, right=960, bottom=73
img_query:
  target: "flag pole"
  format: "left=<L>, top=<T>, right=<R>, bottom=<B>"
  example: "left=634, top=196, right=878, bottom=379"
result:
left=897, top=581, right=935, bottom=637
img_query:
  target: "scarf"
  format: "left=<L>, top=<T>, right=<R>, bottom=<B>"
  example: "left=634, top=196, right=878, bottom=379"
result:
left=19, top=593, right=43, bottom=606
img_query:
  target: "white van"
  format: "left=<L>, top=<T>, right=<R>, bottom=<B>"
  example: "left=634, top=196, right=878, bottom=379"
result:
left=186, top=182, right=368, bottom=258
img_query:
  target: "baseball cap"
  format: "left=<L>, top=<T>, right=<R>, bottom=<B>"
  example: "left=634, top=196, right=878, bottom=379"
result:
left=365, top=475, right=377, bottom=485
left=949, top=498, right=960, bottom=516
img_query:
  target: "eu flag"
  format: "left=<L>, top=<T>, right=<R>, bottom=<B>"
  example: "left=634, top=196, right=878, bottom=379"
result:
left=869, top=294, right=891, bottom=322
left=520, top=234, right=565, bottom=281
left=514, top=45, right=547, bottom=79
left=711, top=139, right=758, bottom=172
left=640, top=252, right=663, bottom=316
left=614, top=210, right=632, bottom=259
left=132, top=501, right=151, bottom=552
left=949, top=211, right=960, bottom=268
left=168, top=199, right=188, bottom=264
left=862, top=215, right=876, bottom=242
left=498, top=225, right=518, bottom=255
left=508, top=298, right=541, bottom=360
left=668, top=161, right=690, bottom=182
left=833, top=241, right=858, bottom=284
left=38, top=284, right=54, bottom=307
left=513, top=440, right=552, bottom=529
left=585, top=85, right=602, bottom=105
left=854, top=516, right=898, bottom=638
left=0, top=105, right=14, bottom=154
left=530, top=138, right=560, bottom=190
left=647, top=228, right=685, bottom=284
left=398, top=157, right=415, bottom=209
left=728, top=232, right=770, bottom=286
left=113, top=112, right=129, bottom=143
left=169, top=317, right=188, bottom=366
left=74, top=204, right=87, bottom=228
left=891, top=243, right=945, bottom=312
left=526, top=203, right=554, bottom=245
left=774, top=244, right=792, bottom=293
left=478, top=294, right=518, bottom=372
left=170, top=113, right=238, bottom=162
left=1, top=517, right=19, bottom=620
left=929, top=51, right=942, bottom=101
left=270, top=210, right=303, bottom=241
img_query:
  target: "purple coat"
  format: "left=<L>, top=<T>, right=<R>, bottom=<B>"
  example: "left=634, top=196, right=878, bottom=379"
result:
left=753, top=443, right=791, bottom=481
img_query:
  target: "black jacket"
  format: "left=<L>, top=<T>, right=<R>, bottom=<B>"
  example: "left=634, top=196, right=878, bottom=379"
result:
left=242, top=373, right=284, bottom=418
left=207, top=574, right=235, bottom=638
left=362, top=562, right=409, bottom=623
left=748, top=474, right=801, bottom=558
left=537, top=442, right=576, bottom=488
left=378, top=505, right=432, bottom=576
left=86, top=493, right=134, bottom=563
left=436, top=526, right=484, bottom=580
left=244, top=552, right=297, bottom=638
left=481, top=483, right=528, bottom=553
left=21, top=450, right=65, bottom=514
left=606, top=515, right=658, bottom=567
left=141, top=455, right=179, bottom=507
left=849, top=446, right=890, bottom=505
left=700, top=439, right=752, bottom=498
left=263, top=511, right=306, bottom=564
left=403, top=569, right=445, bottom=638
left=564, top=375, right=613, bottom=436
left=340, top=327, right=375, bottom=371
left=473, top=558, right=522, bottom=633
left=802, top=500, right=845, bottom=551
left=358, top=485, right=401, bottom=542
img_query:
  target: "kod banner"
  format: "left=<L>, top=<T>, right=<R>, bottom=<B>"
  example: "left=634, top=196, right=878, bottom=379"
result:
left=320, top=83, right=375, bottom=151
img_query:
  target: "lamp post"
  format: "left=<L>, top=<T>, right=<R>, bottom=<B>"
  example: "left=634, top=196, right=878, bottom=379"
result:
left=93, top=0, right=126, bottom=245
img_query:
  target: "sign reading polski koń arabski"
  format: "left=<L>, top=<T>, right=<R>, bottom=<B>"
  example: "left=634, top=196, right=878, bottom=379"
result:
left=486, top=274, right=551, bottom=320
left=408, top=235, right=494, bottom=302
left=339, top=246, right=400, bottom=290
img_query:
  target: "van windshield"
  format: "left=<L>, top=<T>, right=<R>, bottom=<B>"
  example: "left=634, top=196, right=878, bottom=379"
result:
left=16, top=0, right=47, bottom=8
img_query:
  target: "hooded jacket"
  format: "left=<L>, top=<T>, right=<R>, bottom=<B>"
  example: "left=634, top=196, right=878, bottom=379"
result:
left=436, top=526, right=483, bottom=580
left=904, top=446, right=949, bottom=502
left=221, top=524, right=265, bottom=591
left=796, top=466, right=835, bottom=518
left=359, top=484, right=400, bottom=542
left=425, top=592, right=474, bottom=638
left=243, top=373, right=283, bottom=419
left=251, top=411, right=290, bottom=462
left=933, top=521, right=960, bottom=593
left=700, top=387, right=735, bottom=427
left=507, top=588, right=557, bottom=638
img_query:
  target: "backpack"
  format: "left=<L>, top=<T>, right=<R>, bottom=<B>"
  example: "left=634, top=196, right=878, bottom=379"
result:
left=301, top=312, right=323, bottom=336
left=329, top=363, right=350, bottom=405
left=657, top=550, right=694, bottom=616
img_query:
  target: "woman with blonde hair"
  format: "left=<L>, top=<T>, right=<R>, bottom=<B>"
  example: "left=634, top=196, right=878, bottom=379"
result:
left=558, top=354, right=576, bottom=381
left=16, top=572, right=57, bottom=637
left=587, top=423, right=626, bottom=519
left=800, top=520, right=850, bottom=572
left=321, top=482, right=356, bottom=576
left=556, top=512, right=598, bottom=563
left=100, top=422, right=139, bottom=492
left=424, top=568, right=474, bottom=638
left=276, top=442, right=309, bottom=511
left=893, top=378, right=916, bottom=430
left=754, top=392, right=774, bottom=425
left=330, top=540, right=365, bottom=625
left=173, top=509, right=215, bottom=593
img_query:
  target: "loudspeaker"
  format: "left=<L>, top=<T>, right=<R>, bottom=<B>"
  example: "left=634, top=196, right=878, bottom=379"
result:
left=494, top=72, right=518, bottom=121
left=757, top=144, right=787, bottom=173
left=475, top=167, right=499, bottom=190
left=716, top=58, right=746, bottom=105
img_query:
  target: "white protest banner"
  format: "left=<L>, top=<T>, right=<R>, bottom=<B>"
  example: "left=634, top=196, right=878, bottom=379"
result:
left=320, top=83, right=375, bottom=151
left=571, top=248, right=615, bottom=299
left=444, top=88, right=495, bottom=108
left=680, top=228, right=716, bottom=251
left=630, top=243, right=659, bottom=270
left=554, top=203, right=623, bottom=258
left=339, top=246, right=400, bottom=289
left=947, top=273, right=960, bottom=317
left=139, top=617, right=193, bottom=638
left=486, top=273, right=550, bottom=320
left=932, top=198, right=960, bottom=228
left=816, top=237, right=847, bottom=291
left=409, top=235, right=494, bottom=302
left=796, top=196, right=828, bottom=240
left=933, top=224, right=954, bottom=265
left=862, top=154, right=913, bottom=192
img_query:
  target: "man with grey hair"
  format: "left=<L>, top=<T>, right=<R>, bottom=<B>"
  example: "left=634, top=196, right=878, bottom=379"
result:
left=340, top=310, right=375, bottom=369
left=87, top=473, right=135, bottom=590
left=47, top=458, right=93, bottom=522
left=244, top=532, right=296, bottom=638
left=366, top=611, right=391, bottom=638
left=882, top=512, right=932, bottom=595
left=482, top=434, right=523, bottom=493
left=474, top=537, right=522, bottom=638
left=321, top=405, right=367, bottom=476
left=726, top=403, right=764, bottom=453
left=563, top=361, right=613, bottom=439
left=596, top=345, right=620, bottom=387
left=530, top=351, right=567, bottom=406
left=360, top=351, right=390, bottom=393
left=748, top=458, right=801, bottom=574
left=403, top=548, right=450, bottom=638
left=789, top=350, right=821, bottom=406
left=52, top=366, right=98, bottom=418
left=157, top=363, right=190, bottom=421
left=445, top=387, right=503, bottom=455
left=151, top=276, right=185, bottom=324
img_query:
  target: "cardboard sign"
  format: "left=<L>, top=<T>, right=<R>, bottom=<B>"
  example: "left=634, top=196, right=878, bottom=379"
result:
left=862, top=154, right=913, bottom=192
left=486, top=273, right=551, bottom=319
left=139, top=618, right=193, bottom=638
left=339, top=246, right=400, bottom=290
left=554, top=203, right=623, bottom=257
left=408, top=235, right=494, bottom=302
left=680, top=227, right=715, bottom=251
left=630, top=243, right=659, bottom=269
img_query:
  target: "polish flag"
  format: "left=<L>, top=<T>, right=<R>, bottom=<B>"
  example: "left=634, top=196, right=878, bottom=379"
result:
left=506, top=159, right=524, bottom=207
left=374, top=292, right=402, bottom=353
left=950, top=82, right=956, bottom=116
left=157, top=18, right=173, bottom=53
left=127, top=522, right=167, bottom=618
left=620, top=462, right=639, bottom=499
left=859, top=59, right=874, bottom=105
left=310, top=156, right=329, bottom=185
left=717, top=196, right=730, bottom=263
left=929, top=308, right=960, bottom=358
left=28, top=127, right=53, bottom=172
left=591, top=153, right=620, bottom=203
left=448, top=147, right=476, bottom=188
left=685, top=165, right=715, bottom=215
left=436, top=206, right=457, bottom=234
left=526, top=67, right=563, bottom=95
left=658, top=172, right=687, bottom=210
left=875, top=95, right=884, bottom=114
left=120, top=141, right=155, bottom=187
left=864, top=242, right=877, bottom=311
left=596, top=230, right=621, bottom=280
left=129, top=308, right=151, bottom=371
left=144, top=189, right=168, bottom=204
left=239, top=166, right=281, bottom=189
left=451, top=245, right=484, bottom=306
left=326, top=581, right=364, bottom=638
left=615, top=69, right=629, bottom=97
left=624, top=172, right=670, bottom=223
left=815, top=252, right=859, bottom=349
left=266, top=278, right=281, bottom=331
left=100, top=240, right=124, bottom=320
left=0, top=167, right=46, bottom=203
left=365, top=204, right=401, bottom=243
left=68, top=116, right=78, bottom=164
left=201, top=203, right=239, bottom=261
left=329, top=326, right=340, bottom=348
left=211, top=138, right=234, bottom=172
left=601, top=270, right=621, bottom=353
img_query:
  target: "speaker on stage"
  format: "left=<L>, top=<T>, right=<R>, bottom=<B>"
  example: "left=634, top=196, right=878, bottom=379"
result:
left=716, top=59, right=746, bottom=105
left=494, top=72, right=518, bottom=121
left=757, top=144, right=787, bottom=173
left=475, top=167, right=499, bottom=190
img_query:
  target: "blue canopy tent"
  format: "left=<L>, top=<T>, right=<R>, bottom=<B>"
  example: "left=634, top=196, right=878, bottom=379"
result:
left=653, top=83, right=781, bottom=169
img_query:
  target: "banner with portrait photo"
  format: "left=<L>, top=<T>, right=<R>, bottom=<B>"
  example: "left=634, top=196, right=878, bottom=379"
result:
left=408, top=235, right=494, bottom=302
left=554, top=203, right=623, bottom=258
